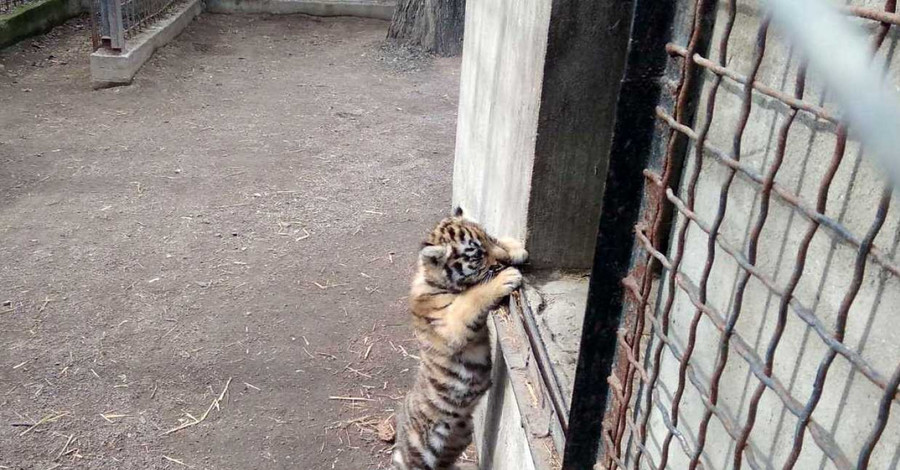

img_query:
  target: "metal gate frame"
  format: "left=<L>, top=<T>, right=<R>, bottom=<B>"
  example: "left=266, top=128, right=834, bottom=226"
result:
left=563, top=0, right=900, bottom=469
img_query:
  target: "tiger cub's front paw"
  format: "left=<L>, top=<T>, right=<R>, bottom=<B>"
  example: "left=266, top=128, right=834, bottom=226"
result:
left=498, top=237, right=528, bottom=265
left=493, top=267, right=523, bottom=298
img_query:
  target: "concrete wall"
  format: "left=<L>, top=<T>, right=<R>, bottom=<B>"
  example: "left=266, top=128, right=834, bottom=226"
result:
left=206, top=0, right=394, bottom=20
left=473, top=305, right=563, bottom=470
left=91, top=0, right=202, bottom=87
left=635, top=0, right=900, bottom=468
left=452, top=0, right=631, bottom=269
left=0, top=0, right=85, bottom=49
left=452, top=0, right=551, bottom=249
left=473, top=320, right=540, bottom=470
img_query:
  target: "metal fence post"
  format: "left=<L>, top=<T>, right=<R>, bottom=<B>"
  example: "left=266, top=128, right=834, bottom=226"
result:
left=560, top=1, right=680, bottom=467
left=98, top=0, right=124, bottom=50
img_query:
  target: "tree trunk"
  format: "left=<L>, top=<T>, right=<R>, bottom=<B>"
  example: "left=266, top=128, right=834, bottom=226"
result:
left=386, top=0, right=466, bottom=57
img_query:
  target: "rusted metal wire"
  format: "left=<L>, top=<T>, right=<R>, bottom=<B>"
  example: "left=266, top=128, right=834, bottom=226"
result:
left=857, top=362, right=900, bottom=468
left=782, top=186, right=893, bottom=469
left=600, top=0, right=900, bottom=469
left=642, top=170, right=900, bottom=400
left=654, top=107, right=900, bottom=278
left=629, top=228, right=857, bottom=469
left=843, top=5, right=900, bottom=25
left=665, top=44, right=839, bottom=124
left=120, top=0, right=178, bottom=38
left=617, top=0, right=720, bottom=467
left=680, top=15, right=772, bottom=470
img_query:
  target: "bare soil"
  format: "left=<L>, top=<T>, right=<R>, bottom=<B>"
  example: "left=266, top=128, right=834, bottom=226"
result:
left=0, top=13, right=460, bottom=470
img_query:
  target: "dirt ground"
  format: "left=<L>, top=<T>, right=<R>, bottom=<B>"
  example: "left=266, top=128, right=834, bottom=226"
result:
left=0, top=13, right=460, bottom=470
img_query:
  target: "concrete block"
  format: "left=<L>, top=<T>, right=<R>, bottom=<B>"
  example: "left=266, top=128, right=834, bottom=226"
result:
left=90, top=0, right=202, bottom=88
left=206, top=0, right=394, bottom=20
left=526, top=274, right=589, bottom=409
left=473, top=310, right=560, bottom=470
left=453, top=0, right=633, bottom=269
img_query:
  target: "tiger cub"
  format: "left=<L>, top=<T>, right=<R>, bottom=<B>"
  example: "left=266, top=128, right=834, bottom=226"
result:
left=392, top=207, right=528, bottom=470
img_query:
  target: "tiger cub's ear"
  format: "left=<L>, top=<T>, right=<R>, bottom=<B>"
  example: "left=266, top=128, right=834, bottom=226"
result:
left=452, top=206, right=479, bottom=224
left=420, top=245, right=449, bottom=265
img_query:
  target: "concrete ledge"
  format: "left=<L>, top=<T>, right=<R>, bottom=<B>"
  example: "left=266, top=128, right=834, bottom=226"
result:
left=473, top=298, right=563, bottom=470
left=90, top=0, right=201, bottom=88
left=0, top=0, right=84, bottom=49
left=206, top=0, right=394, bottom=20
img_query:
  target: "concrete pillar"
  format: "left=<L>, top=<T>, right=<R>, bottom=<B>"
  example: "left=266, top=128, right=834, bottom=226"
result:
left=452, top=0, right=632, bottom=269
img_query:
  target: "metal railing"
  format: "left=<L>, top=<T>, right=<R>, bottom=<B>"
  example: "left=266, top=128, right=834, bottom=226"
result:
left=564, top=0, right=900, bottom=469
left=90, top=0, right=180, bottom=50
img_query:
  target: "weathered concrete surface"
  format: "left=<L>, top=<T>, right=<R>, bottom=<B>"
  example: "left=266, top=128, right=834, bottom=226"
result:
left=206, top=0, right=394, bottom=20
left=473, top=307, right=561, bottom=470
left=90, top=0, right=201, bottom=87
left=526, top=273, right=589, bottom=409
left=472, top=324, right=539, bottom=470
left=452, top=0, right=550, bottom=253
left=0, top=0, right=84, bottom=49
left=453, top=0, right=632, bottom=269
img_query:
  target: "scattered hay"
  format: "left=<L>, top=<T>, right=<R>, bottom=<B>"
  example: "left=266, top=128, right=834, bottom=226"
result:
left=163, top=378, right=232, bottom=436
left=18, top=411, right=69, bottom=437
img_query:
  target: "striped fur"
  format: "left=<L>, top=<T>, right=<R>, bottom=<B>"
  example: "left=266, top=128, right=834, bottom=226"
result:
left=393, top=208, right=528, bottom=470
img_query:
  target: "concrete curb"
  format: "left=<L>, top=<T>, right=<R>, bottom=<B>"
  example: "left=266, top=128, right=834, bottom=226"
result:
left=206, top=0, right=393, bottom=20
left=0, top=0, right=84, bottom=49
left=90, top=0, right=202, bottom=88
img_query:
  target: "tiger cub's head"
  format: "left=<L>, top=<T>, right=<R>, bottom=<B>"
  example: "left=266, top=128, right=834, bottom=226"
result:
left=418, top=207, right=503, bottom=291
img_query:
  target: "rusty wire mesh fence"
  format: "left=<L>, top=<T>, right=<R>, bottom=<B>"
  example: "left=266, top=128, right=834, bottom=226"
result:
left=90, top=0, right=181, bottom=50
left=600, top=0, right=900, bottom=469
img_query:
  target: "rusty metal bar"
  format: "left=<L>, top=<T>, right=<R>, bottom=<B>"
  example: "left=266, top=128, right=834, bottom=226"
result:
left=598, top=0, right=900, bottom=468
left=686, top=17, right=783, bottom=469
left=730, top=60, right=831, bottom=468
left=513, top=291, right=569, bottom=434
left=612, top=0, right=720, bottom=468
left=631, top=230, right=855, bottom=469
left=770, top=0, right=900, bottom=187
left=643, top=170, right=900, bottom=400
left=782, top=186, right=893, bottom=469
left=653, top=12, right=772, bottom=470
left=90, top=0, right=180, bottom=48
left=665, top=44, right=839, bottom=123
left=844, top=5, right=900, bottom=25
left=741, top=3, right=897, bottom=467
left=621, top=276, right=767, bottom=470
left=630, top=0, right=735, bottom=468
left=857, top=362, right=900, bottom=468
left=565, top=0, right=686, bottom=467
left=655, top=107, right=900, bottom=278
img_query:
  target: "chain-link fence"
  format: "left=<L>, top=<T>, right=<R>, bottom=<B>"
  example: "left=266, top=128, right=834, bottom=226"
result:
left=90, top=0, right=181, bottom=50
left=605, top=0, right=899, bottom=468
left=565, top=0, right=900, bottom=469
